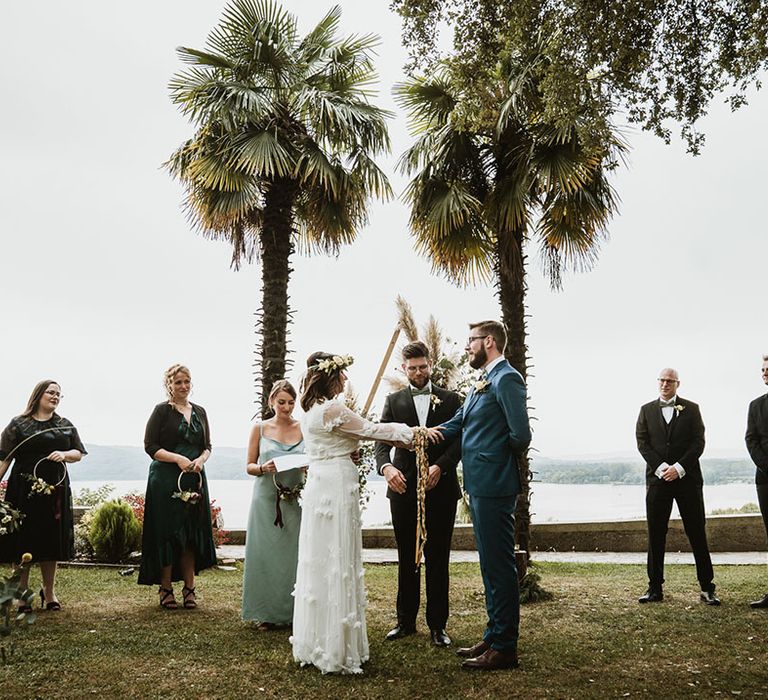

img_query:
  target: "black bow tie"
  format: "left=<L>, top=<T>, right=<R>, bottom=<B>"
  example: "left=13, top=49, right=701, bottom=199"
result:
left=411, top=386, right=430, bottom=396
left=660, top=399, right=675, bottom=407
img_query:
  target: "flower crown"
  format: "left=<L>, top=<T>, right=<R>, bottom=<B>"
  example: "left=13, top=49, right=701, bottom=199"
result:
left=311, top=354, right=354, bottom=374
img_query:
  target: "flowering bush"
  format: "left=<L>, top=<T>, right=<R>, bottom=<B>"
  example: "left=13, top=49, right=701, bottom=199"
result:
left=123, top=492, right=229, bottom=547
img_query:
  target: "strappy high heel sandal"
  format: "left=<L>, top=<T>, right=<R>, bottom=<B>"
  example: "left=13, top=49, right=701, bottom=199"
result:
left=40, top=589, right=61, bottom=611
left=158, top=586, right=178, bottom=610
left=181, top=586, right=197, bottom=609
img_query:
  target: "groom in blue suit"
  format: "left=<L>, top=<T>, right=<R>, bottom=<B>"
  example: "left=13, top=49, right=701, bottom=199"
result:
left=438, top=320, right=531, bottom=670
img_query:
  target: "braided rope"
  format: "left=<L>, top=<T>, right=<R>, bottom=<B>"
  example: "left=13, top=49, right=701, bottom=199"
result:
left=413, top=426, right=430, bottom=569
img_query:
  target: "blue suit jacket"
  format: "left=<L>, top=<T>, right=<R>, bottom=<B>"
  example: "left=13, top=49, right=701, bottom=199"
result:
left=440, top=360, right=531, bottom=497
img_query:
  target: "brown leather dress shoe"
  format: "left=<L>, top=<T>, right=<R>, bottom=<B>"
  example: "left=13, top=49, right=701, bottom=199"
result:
left=456, top=640, right=489, bottom=658
left=461, top=648, right=519, bottom=671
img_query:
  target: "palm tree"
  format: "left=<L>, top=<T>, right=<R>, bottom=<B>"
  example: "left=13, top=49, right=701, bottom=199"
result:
left=395, top=49, right=626, bottom=556
left=165, top=0, right=392, bottom=417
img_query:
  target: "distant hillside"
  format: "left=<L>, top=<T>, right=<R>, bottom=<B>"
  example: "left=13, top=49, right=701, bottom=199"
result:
left=74, top=445, right=384, bottom=481
left=69, top=446, right=757, bottom=484
left=73, top=445, right=248, bottom=480
left=533, top=457, right=756, bottom=485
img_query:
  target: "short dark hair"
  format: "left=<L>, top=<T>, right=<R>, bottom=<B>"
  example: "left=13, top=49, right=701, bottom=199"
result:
left=469, top=320, right=507, bottom=353
left=402, top=341, right=430, bottom=361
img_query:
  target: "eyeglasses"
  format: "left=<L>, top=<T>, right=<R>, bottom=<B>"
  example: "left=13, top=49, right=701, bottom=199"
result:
left=44, top=390, right=63, bottom=398
left=467, top=335, right=489, bottom=345
left=657, top=378, right=679, bottom=385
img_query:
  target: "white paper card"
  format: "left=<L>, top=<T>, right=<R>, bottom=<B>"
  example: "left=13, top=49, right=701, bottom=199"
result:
left=272, top=454, right=310, bottom=473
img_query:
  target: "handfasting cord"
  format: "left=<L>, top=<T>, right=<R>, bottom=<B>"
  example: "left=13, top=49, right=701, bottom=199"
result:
left=413, top=426, right=430, bottom=569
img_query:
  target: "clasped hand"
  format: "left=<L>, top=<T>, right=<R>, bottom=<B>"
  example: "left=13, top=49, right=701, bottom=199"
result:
left=393, top=427, right=444, bottom=450
left=178, top=456, right=205, bottom=473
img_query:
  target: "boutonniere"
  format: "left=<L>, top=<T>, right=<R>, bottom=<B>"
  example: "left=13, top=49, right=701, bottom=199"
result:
left=674, top=404, right=685, bottom=413
left=474, top=379, right=490, bottom=394
left=430, top=394, right=442, bottom=407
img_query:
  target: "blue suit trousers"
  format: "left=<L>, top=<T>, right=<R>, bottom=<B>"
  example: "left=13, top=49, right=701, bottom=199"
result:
left=469, top=494, right=519, bottom=652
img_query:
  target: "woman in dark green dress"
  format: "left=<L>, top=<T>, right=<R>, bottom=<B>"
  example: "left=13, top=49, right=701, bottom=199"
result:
left=0, top=380, right=86, bottom=611
left=138, top=364, right=216, bottom=609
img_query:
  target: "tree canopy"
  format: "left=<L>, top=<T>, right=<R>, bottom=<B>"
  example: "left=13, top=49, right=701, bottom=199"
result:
left=392, top=0, right=768, bottom=153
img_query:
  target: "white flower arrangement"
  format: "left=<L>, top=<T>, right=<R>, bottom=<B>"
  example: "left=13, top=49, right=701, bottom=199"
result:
left=25, top=475, right=55, bottom=497
left=312, top=354, right=354, bottom=374
left=674, top=404, right=685, bottom=413
left=430, top=394, right=442, bottom=407
left=474, top=379, right=491, bottom=394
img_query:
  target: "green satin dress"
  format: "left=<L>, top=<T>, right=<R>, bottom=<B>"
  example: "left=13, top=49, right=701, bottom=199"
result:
left=138, top=409, right=217, bottom=585
left=241, top=427, right=305, bottom=624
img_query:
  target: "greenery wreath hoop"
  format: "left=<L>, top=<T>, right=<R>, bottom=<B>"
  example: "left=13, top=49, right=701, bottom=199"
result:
left=272, top=473, right=305, bottom=502
left=271, top=471, right=306, bottom=528
left=173, top=470, right=203, bottom=504
left=32, top=458, right=67, bottom=488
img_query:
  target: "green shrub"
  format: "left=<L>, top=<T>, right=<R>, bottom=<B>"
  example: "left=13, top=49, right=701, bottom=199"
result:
left=88, top=500, right=141, bottom=563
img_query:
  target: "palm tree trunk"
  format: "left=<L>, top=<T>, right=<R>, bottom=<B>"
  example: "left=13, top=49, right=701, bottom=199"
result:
left=256, top=179, right=297, bottom=419
left=495, top=227, right=533, bottom=555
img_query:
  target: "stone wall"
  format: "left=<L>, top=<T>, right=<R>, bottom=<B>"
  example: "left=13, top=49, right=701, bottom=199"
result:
left=74, top=507, right=767, bottom=552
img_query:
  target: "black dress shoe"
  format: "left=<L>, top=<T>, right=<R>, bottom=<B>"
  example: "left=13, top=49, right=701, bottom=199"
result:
left=638, top=589, right=663, bottom=603
left=461, top=648, right=519, bottom=671
left=700, top=589, right=721, bottom=606
left=430, top=629, right=451, bottom=647
left=385, top=624, right=416, bottom=641
left=456, top=640, right=489, bottom=658
left=750, top=594, right=768, bottom=608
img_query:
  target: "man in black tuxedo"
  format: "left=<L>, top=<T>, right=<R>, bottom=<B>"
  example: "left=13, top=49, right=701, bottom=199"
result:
left=745, top=355, right=768, bottom=608
left=375, top=341, right=463, bottom=647
left=635, top=367, right=720, bottom=605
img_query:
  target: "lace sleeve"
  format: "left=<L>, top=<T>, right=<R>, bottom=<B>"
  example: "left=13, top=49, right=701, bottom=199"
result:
left=322, top=402, right=413, bottom=443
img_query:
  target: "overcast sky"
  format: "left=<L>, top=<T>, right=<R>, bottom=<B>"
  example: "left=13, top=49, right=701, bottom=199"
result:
left=1, top=1, right=766, bottom=459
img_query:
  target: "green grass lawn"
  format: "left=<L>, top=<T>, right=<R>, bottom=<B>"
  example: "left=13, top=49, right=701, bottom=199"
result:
left=1, top=561, right=767, bottom=699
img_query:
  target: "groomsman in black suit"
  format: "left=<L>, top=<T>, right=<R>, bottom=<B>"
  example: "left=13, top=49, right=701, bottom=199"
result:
left=635, top=367, right=720, bottom=605
left=745, top=355, right=768, bottom=608
left=375, top=341, right=463, bottom=647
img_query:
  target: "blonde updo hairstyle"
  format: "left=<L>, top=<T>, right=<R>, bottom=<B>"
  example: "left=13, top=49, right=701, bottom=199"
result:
left=164, top=363, right=192, bottom=402
left=300, top=352, right=345, bottom=412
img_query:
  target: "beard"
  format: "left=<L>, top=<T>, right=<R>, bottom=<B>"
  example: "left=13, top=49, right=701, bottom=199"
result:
left=409, top=374, right=430, bottom=389
left=469, top=345, right=488, bottom=369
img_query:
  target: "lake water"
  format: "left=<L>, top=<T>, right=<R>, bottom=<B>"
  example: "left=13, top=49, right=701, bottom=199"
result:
left=71, top=480, right=762, bottom=529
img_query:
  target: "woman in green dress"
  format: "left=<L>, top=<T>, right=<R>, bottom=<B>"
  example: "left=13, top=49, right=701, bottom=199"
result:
left=138, top=364, right=217, bottom=609
left=242, top=380, right=305, bottom=628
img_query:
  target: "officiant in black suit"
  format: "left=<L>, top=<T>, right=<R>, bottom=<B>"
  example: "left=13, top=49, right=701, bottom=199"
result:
left=745, top=354, right=768, bottom=608
left=635, top=367, right=719, bottom=605
left=375, top=341, right=463, bottom=647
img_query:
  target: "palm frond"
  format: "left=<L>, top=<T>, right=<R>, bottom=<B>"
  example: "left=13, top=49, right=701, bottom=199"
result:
left=230, top=129, right=294, bottom=178
left=394, top=74, right=456, bottom=133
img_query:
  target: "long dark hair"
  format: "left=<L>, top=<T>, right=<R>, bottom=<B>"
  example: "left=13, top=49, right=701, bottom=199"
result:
left=300, top=352, right=344, bottom=412
left=22, top=379, right=60, bottom=417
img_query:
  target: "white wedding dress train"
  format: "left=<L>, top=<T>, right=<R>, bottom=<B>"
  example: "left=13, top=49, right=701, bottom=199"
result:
left=291, top=400, right=412, bottom=674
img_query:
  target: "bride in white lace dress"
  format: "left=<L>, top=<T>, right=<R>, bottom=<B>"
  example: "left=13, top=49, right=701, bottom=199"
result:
left=291, top=352, right=437, bottom=674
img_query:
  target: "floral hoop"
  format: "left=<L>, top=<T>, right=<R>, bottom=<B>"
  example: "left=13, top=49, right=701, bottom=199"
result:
left=176, top=470, right=202, bottom=493
left=32, top=458, right=67, bottom=488
left=173, top=470, right=203, bottom=505
left=272, top=473, right=306, bottom=502
left=271, top=472, right=306, bottom=528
